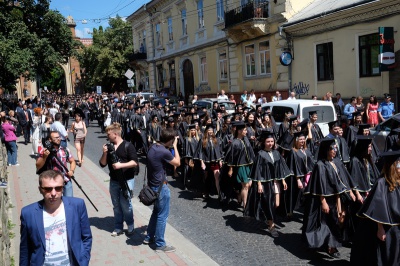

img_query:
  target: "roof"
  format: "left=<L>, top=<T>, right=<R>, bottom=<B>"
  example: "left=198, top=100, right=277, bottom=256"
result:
left=283, top=0, right=377, bottom=27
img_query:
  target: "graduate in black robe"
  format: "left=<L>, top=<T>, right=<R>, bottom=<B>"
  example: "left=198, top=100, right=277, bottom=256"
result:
left=348, top=124, right=380, bottom=163
left=244, top=130, right=292, bottom=238
left=302, top=138, right=356, bottom=258
left=384, top=127, right=400, bottom=152
left=285, top=130, right=315, bottom=218
left=344, top=111, right=363, bottom=147
left=307, top=111, right=325, bottom=156
left=278, top=115, right=298, bottom=157
left=147, top=115, right=161, bottom=143
left=351, top=150, right=400, bottom=266
left=194, top=124, right=224, bottom=198
left=182, top=124, right=201, bottom=190
left=325, top=120, right=350, bottom=164
left=224, top=121, right=255, bottom=208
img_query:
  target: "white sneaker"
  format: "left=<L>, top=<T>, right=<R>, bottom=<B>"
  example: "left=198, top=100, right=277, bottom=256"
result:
left=111, top=229, right=123, bottom=237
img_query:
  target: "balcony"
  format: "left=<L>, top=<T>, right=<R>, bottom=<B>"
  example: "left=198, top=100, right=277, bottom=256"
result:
left=128, top=52, right=148, bottom=70
left=128, top=52, right=147, bottom=61
left=224, top=2, right=270, bottom=42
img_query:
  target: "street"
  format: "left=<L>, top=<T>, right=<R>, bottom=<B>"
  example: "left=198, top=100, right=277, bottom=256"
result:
left=80, top=121, right=352, bottom=265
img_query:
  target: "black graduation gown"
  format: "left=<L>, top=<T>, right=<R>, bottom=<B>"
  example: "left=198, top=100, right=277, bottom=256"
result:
left=345, top=125, right=358, bottom=148
left=183, top=137, right=202, bottom=190
left=302, top=158, right=353, bottom=249
left=194, top=138, right=223, bottom=163
left=224, top=137, right=255, bottom=167
left=278, top=130, right=295, bottom=152
left=308, top=123, right=324, bottom=155
left=349, top=136, right=381, bottom=163
left=246, top=126, right=257, bottom=150
left=285, top=148, right=315, bottom=214
left=277, top=123, right=289, bottom=143
left=244, top=150, right=292, bottom=222
left=148, top=123, right=161, bottom=143
left=351, top=178, right=400, bottom=266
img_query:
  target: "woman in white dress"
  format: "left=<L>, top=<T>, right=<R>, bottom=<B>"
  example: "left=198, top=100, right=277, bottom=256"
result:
left=104, top=106, right=112, bottom=128
left=31, top=107, right=43, bottom=156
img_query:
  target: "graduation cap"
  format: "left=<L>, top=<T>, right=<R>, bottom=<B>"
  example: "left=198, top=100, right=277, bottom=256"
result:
left=219, top=104, right=226, bottom=108
left=162, top=116, right=169, bottom=122
left=133, top=105, right=141, bottom=110
left=215, top=109, right=223, bottom=113
left=164, top=97, right=170, bottom=100
left=256, top=104, right=261, bottom=109
left=197, top=111, right=207, bottom=118
left=289, top=115, right=298, bottom=123
left=297, top=118, right=310, bottom=131
left=258, top=130, right=275, bottom=142
left=167, top=117, right=175, bottom=122
left=354, top=136, right=374, bottom=153
left=205, top=123, right=215, bottom=131
left=379, top=150, right=400, bottom=166
left=356, top=124, right=370, bottom=135
left=293, top=131, right=307, bottom=139
left=309, top=110, right=317, bottom=117
left=142, top=101, right=150, bottom=105
left=192, top=118, right=200, bottom=124
left=154, top=101, right=160, bottom=106
left=235, top=121, right=246, bottom=130
left=173, top=112, right=181, bottom=117
left=353, top=111, right=362, bottom=117
left=316, top=138, right=336, bottom=161
left=328, top=120, right=341, bottom=129
left=188, top=124, right=196, bottom=130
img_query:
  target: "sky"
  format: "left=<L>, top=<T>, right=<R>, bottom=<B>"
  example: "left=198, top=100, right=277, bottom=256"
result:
left=50, top=0, right=149, bottom=38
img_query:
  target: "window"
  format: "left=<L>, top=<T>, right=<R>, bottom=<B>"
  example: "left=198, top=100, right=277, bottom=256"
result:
left=197, top=0, right=204, bottom=28
left=316, top=42, right=334, bottom=81
left=259, top=41, right=270, bottom=75
left=359, top=33, right=380, bottom=77
left=155, top=23, right=161, bottom=46
left=181, top=9, right=187, bottom=35
left=216, top=0, right=224, bottom=21
left=245, top=44, right=256, bottom=76
left=168, top=17, right=173, bottom=41
left=200, top=57, right=207, bottom=82
left=142, top=30, right=146, bottom=52
left=219, top=53, right=227, bottom=80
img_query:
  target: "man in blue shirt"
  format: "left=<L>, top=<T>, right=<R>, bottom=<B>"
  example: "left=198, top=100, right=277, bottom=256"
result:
left=343, top=97, right=357, bottom=121
left=378, top=94, right=395, bottom=122
left=143, top=128, right=180, bottom=252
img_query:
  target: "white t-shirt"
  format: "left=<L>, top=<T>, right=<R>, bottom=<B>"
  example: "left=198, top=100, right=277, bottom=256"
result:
left=43, top=203, right=70, bottom=266
left=218, top=95, right=228, bottom=101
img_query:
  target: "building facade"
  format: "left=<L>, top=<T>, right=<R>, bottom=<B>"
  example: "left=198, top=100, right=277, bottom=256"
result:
left=127, top=0, right=310, bottom=101
left=282, top=0, right=400, bottom=105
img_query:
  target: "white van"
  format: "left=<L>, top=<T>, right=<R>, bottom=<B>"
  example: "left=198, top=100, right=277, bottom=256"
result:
left=261, top=99, right=337, bottom=136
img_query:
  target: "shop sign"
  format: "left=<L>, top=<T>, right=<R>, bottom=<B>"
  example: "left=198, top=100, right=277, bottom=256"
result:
left=379, top=27, right=396, bottom=71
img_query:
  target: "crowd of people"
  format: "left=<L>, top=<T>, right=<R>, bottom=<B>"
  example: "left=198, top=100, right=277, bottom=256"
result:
left=0, top=89, right=399, bottom=264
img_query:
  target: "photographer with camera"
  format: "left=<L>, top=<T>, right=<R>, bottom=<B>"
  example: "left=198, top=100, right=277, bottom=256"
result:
left=143, top=128, right=180, bottom=253
left=99, top=123, right=138, bottom=236
left=36, top=131, right=76, bottom=197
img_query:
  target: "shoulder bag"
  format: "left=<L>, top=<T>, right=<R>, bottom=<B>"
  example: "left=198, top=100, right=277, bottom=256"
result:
left=138, top=165, right=163, bottom=206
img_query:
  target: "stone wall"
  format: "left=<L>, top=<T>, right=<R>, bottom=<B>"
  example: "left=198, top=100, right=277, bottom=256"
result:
left=0, top=142, right=12, bottom=266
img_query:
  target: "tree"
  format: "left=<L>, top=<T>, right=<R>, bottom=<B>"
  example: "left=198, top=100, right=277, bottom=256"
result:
left=78, top=16, right=134, bottom=92
left=0, top=0, right=78, bottom=91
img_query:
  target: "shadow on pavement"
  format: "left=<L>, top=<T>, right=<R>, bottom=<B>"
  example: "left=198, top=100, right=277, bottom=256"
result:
left=273, top=232, right=351, bottom=266
left=125, top=225, right=148, bottom=246
left=97, top=135, right=108, bottom=139
left=222, top=214, right=268, bottom=235
left=89, top=216, right=114, bottom=233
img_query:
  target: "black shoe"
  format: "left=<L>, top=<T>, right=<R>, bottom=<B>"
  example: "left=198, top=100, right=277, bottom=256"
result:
left=327, top=248, right=340, bottom=258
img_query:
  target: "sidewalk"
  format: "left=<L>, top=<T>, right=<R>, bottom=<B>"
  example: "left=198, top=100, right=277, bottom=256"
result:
left=7, top=138, right=218, bottom=265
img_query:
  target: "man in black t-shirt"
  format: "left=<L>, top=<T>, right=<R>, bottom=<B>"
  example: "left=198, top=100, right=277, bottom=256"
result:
left=99, top=123, right=138, bottom=237
left=143, top=128, right=180, bottom=253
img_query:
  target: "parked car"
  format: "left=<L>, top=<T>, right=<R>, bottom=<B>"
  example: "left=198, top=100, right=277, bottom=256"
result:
left=153, top=96, right=179, bottom=106
left=369, top=113, right=400, bottom=152
left=195, top=98, right=235, bottom=114
left=126, top=92, right=155, bottom=101
left=261, top=99, right=337, bottom=136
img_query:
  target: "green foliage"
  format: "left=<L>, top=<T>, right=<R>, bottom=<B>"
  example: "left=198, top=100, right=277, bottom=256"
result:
left=78, top=16, right=134, bottom=92
left=0, top=0, right=76, bottom=90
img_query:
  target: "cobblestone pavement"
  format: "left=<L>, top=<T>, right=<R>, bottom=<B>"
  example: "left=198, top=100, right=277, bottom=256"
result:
left=82, top=122, right=352, bottom=266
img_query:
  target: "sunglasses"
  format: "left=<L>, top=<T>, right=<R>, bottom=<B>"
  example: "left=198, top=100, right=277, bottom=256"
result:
left=40, top=186, right=63, bottom=193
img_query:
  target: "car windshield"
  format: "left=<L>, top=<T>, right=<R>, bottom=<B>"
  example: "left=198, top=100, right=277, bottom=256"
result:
left=302, top=106, right=335, bottom=123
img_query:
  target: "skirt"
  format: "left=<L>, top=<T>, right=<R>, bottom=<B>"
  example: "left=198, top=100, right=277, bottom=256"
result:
left=236, top=165, right=251, bottom=183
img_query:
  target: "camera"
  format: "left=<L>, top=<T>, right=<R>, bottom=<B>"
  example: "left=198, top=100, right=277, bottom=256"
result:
left=44, top=140, right=56, bottom=153
left=106, top=143, right=119, bottom=164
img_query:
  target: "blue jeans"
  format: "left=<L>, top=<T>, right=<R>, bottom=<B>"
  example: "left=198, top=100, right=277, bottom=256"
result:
left=109, top=179, right=134, bottom=230
left=5, top=141, right=17, bottom=165
left=145, top=184, right=170, bottom=247
left=63, top=179, right=73, bottom=197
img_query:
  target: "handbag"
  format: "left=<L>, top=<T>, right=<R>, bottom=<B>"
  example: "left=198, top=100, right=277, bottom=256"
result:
left=138, top=165, right=163, bottom=206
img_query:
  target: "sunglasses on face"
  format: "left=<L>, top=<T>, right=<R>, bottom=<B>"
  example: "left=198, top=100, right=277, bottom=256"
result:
left=40, top=186, right=63, bottom=193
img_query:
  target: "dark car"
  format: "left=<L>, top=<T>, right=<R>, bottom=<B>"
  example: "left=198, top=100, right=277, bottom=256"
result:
left=369, top=113, right=400, bottom=152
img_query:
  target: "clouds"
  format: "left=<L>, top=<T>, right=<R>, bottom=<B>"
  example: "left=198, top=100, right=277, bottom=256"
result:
left=75, top=28, right=84, bottom=38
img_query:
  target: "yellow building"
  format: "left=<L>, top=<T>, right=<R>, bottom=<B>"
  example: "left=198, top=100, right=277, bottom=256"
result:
left=127, top=0, right=312, bottom=101
left=282, top=0, right=400, bottom=103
